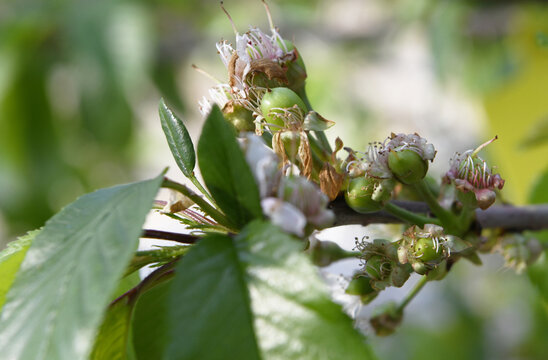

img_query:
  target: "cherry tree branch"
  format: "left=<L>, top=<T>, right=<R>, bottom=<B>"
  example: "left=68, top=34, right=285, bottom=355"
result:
left=142, top=229, right=199, bottom=244
left=329, top=198, right=548, bottom=231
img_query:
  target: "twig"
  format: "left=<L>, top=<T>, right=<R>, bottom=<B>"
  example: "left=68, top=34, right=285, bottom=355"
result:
left=330, top=198, right=548, bottom=231
left=142, top=229, right=199, bottom=244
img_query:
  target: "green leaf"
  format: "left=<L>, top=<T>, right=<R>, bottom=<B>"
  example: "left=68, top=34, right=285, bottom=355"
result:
left=90, top=297, right=135, bottom=360
left=132, top=280, right=173, bottom=360
left=159, top=98, right=196, bottom=177
left=165, top=234, right=261, bottom=360
left=0, top=174, right=164, bottom=360
left=520, top=115, right=548, bottom=150
left=89, top=271, right=141, bottom=359
left=165, top=221, right=374, bottom=360
left=111, top=271, right=141, bottom=302
left=0, top=230, right=38, bottom=311
left=528, top=252, right=548, bottom=302
left=197, top=105, right=262, bottom=229
left=529, top=166, right=548, bottom=204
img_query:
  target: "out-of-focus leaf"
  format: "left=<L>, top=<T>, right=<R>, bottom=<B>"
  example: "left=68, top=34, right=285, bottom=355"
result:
left=132, top=280, right=173, bottom=360
left=111, top=271, right=141, bottom=301
left=528, top=252, right=548, bottom=302
left=197, top=105, right=262, bottom=229
left=88, top=261, right=141, bottom=359
left=520, top=116, right=548, bottom=150
left=527, top=167, right=548, bottom=300
left=0, top=174, right=163, bottom=360
left=165, top=221, right=374, bottom=360
left=159, top=99, right=195, bottom=177
left=90, top=297, right=135, bottom=360
left=152, top=62, right=186, bottom=113
left=528, top=166, right=548, bottom=204
left=0, top=230, right=38, bottom=310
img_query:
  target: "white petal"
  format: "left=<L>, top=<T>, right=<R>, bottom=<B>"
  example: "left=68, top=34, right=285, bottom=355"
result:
left=261, top=198, right=306, bottom=237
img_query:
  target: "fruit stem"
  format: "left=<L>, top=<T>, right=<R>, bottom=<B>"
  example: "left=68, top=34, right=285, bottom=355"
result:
left=188, top=173, right=217, bottom=206
left=413, top=180, right=460, bottom=235
left=397, top=275, right=428, bottom=313
left=162, top=178, right=235, bottom=231
left=384, top=202, right=441, bottom=227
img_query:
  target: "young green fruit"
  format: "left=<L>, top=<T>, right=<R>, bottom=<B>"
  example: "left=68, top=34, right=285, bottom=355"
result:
left=413, top=237, right=441, bottom=262
left=280, top=131, right=301, bottom=158
left=278, top=39, right=307, bottom=91
left=346, top=276, right=379, bottom=304
left=365, top=255, right=392, bottom=280
left=411, top=261, right=428, bottom=275
left=260, top=87, right=307, bottom=131
left=387, top=149, right=428, bottom=184
left=223, top=104, right=255, bottom=132
left=345, top=177, right=384, bottom=213
left=346, top=276, right=375, bottom=296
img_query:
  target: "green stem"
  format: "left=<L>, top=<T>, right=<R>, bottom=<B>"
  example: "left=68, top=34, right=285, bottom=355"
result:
left=457, top=206, right=475, bottom=233
left=384, top=202, right=441, bottom=227
left=296, top=87, right=333, bottom=154
left=413, top=180, right=459, bottom=234
left=162, top=178, right=235, bottom=231
left=397, top=275, right=428, bottom=313
left=125, top=245, right=191, bottom=277
left=188, top=173, right=216, bottom=205
left=308, top=132, right=330, bottom=163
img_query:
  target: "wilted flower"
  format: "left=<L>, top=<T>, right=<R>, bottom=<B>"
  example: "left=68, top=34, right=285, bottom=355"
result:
left=277, top=176, right=335, bottom=230
left=262, top=175, right=335, bottom=236
left=445, top=137, right=505, bottom=210
left=239, top=133, right=280, bottom=198
left=198, top=84, right=231, bottom=117
left=397, top=224, right=452, bottom=274
left=348, top=133, right=435, bottom=182
left=240, top=134, right=334, bottom=237
left=261, top=197, right=307, bottom=236
left=497, top=233, right=542, bottom=274
left=384, top=133, right=436, bottom=162
left=364, top=142, right=392, bottom=179
left=212, top=22, right=300, bottom=115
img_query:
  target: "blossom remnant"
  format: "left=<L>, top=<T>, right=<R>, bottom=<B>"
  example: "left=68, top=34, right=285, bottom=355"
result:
left=445, top=137, right=504, bottom=210
left=347, top=133, right=436, bottom=180
left=240, top=133, right=334, bottom=236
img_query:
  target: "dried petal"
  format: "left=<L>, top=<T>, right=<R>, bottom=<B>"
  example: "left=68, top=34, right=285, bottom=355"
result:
left=319, top=163, right=345, bottom=201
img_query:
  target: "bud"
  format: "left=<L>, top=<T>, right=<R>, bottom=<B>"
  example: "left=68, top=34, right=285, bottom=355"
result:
left=445, top=137, right=505, bottom=210
left=385, top=133, right=436, bottom=184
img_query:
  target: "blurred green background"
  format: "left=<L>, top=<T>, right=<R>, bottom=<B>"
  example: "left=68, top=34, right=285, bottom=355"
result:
left=1, top=0, right=547, bottom=358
